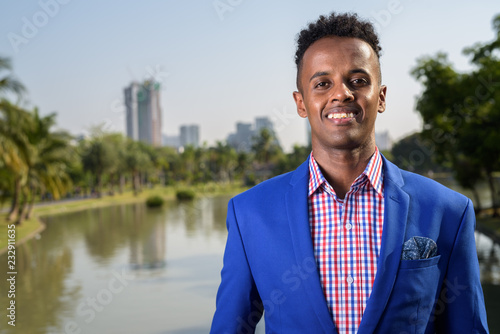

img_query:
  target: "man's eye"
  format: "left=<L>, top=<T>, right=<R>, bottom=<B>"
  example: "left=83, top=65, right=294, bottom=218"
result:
left=352, top=78, right=368, bottom=85
left=315, top=82, right=329, bottom=88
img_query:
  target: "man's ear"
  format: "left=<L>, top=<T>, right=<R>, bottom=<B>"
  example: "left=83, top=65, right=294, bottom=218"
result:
left=293, top=91, right=307, bottom=118
left=378, top=85, right=387, bottom=114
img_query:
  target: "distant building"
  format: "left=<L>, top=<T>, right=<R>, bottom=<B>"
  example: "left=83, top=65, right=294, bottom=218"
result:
left=227, top=116, right=281, bottom=152
left=180, top=124, right=200, bottom=148
left=227, top=122, right=253, bottom=152
left=375, top=130, right=392, bottom=151
left=162, top=134, right=180, bottom=149
left=124, top=80, right=162, bottom=146
left=255, top=117, right=274, bottom=133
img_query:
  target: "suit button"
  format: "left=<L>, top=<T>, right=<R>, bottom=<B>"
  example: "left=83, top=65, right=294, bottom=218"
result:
left=347, top=275, right=354, bottom=284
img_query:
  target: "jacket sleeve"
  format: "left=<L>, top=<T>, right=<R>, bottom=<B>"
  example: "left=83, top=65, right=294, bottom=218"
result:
left=210, top=198, right=263, bottom=333
left=433, top=199, right=489, bottom=333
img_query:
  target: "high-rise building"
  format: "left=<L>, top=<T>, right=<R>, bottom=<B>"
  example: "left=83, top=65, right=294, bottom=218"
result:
left=124, top=81, right=162, bottom=146
left=227, top=117, right=281, bottom=152
left=375, top=130, right=392, bottom=151
left=255, top=117, right=274, bottom=133
left=227, top=122, right=253, bottom=152
left=180, top=124, right=200, bottom=148
left=162, top=134, right=181, bottom=149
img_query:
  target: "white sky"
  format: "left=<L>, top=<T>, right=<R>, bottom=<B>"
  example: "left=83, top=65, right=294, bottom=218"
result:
left=1, top=0, right=498, bottom=152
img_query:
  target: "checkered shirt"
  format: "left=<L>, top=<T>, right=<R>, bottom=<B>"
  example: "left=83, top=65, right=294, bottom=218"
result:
left=308, top=148, right=384, bottom=334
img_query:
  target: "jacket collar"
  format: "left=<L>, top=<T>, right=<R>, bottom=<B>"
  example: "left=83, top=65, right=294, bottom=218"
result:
left=286, top=154, right=409, bottom=333
left=307, top=148, right=384, bottom=198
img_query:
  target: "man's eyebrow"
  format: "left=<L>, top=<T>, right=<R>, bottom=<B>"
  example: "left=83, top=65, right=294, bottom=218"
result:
left=309, top=71, right=330, bottom=82
left=350, top=68, right=370, bottom=76
left=309, top=69, right=371, bottom=83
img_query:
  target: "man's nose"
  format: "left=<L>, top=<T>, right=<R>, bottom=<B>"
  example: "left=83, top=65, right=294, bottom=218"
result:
left=330, top=82, right=354, bottom=103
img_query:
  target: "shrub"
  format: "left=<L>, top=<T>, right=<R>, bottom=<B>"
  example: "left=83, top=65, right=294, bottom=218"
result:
left=176, top=189, right=195, bottom=201
left=146, top=195, right=165, bottom=208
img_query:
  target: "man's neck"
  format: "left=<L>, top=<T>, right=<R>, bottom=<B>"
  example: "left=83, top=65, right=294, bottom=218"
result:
left=312, top=144, right=376, bottom=199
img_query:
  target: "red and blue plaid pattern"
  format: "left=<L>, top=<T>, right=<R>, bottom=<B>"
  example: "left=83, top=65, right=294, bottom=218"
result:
left=308, top=148, right=384, bottom=334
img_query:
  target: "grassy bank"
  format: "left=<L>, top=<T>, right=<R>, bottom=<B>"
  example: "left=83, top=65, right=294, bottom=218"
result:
left=4, top=182, right=498, bottom=255
left=0, top=182, right=248, bottom=254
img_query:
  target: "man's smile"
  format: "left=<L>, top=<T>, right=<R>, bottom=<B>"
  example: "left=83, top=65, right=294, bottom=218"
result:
left=324, top=106, right=360, bottom=124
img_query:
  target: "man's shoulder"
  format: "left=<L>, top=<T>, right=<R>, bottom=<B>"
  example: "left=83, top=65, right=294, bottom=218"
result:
left=397, top=167, right=471, bottom=208
left=231, top=158, right=309, bottom=206
left=232, top=170, right=296, bottom=204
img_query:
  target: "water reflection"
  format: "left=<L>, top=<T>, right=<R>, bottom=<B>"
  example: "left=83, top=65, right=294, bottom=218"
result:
left=0, top=224, right=80, bottom=333
left=477, top=232, right=500, bottom=285
left=0, top=194, right=498, bottom=333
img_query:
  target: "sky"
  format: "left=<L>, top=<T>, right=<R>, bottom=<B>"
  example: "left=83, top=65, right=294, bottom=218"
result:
left=0, top=0, right=499, bottom=152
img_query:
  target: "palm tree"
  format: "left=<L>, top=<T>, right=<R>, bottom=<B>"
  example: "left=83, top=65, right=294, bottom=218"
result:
left=0, top=56, right=26, bottom=98
left=251, top=128, right=283, bottom=164
left=0, top=99, right=31, bottom=221
left=19, top=109, right=74, bottom=222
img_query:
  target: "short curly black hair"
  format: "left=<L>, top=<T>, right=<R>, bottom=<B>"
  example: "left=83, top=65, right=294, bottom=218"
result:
left=295, top=12, right=382, bottom=90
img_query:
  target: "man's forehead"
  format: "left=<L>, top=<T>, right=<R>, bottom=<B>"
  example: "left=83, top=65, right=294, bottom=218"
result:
left=302, top=36, right=376, bottom=67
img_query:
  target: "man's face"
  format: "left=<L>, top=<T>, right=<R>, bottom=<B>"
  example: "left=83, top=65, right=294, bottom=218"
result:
left=293, top=36, right=387, bottom=152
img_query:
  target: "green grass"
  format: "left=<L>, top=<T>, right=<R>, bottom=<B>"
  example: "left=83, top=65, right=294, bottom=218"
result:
left=0, top=214, right=42, bottom=252
left=0, top=182, right=248, bottom=253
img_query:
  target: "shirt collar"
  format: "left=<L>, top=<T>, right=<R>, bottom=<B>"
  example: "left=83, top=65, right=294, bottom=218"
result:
left=308, top=147, right=384, bottom=197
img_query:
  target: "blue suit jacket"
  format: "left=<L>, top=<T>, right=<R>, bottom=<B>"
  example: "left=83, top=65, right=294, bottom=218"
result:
left=211, top=156, right=489, bottom=333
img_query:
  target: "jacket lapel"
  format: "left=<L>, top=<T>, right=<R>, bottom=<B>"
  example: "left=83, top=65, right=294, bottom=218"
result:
left=358, top=156, right=410, bottom=333
left=285, top=158, right=338, bottom=333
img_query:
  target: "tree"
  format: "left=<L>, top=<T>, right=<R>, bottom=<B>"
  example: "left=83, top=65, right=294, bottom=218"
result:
left=411, top=14, right=500, bottom=216
left=0, top=101, right=74, bottom=224
left=20, top=109, right=74, bottom=222
left=390, top=133, right=450, bottom=175
left=211, top=141, right=237, bottom=183
left=124, top=139, right=151, bottom=195
left=251, top=128, right=283, bottom=165
left=0, top=56, right=25, bottom=99
left=102, top=133, right=127, bottom=195
left=81, top=137, right=117, bottom=197
left=0, top=100, right=31, bottom=221
left=275, top=144, right=311, bottom=175
left=250, top=128, right=283, bottom=181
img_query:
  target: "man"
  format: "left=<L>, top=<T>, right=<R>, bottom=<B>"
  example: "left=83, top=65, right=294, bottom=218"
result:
left=211, top=12, right=489, bottom=334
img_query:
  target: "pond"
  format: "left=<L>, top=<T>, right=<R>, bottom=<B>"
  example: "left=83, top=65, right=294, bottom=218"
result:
left=0, top=195, right=499, bottom=333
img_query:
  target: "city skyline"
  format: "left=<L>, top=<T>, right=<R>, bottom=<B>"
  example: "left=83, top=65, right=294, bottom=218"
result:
left=1, top=1, right=499, bottom=152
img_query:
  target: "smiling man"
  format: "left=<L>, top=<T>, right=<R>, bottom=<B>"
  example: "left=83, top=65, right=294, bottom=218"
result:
left=211, top=13, right=488, bottom=334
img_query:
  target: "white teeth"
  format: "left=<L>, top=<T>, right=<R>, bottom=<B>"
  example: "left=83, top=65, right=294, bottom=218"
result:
left=327, top=113, right=354, bottom=119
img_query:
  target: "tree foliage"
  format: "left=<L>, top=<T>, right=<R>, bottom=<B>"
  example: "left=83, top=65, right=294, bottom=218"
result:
left=411, top=14, right=500, bottom=215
